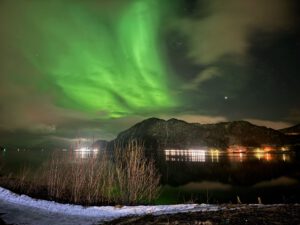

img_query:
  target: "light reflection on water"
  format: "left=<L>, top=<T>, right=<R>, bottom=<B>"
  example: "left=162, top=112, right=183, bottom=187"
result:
left=0, top=148, right=294, bottom=166
left=73, top=149, right=99, bottom=160
left=160, top=148, right=300, bottom=203
left=164, top=149, right=293, bottom=163
left=165, top=149, right=206, bottom=162
left=1, top=147, right=300, bottom=203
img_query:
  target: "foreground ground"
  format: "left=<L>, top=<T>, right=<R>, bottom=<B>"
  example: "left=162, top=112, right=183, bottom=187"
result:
left=104, top=204, right=300, bottom=225
left=1, top=187, right=300, bottom=225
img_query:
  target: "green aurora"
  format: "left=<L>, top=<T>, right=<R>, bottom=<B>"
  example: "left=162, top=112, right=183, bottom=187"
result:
left=1, top=0, right=300, bottom=145
left=21, top=0, right=177, bottom=118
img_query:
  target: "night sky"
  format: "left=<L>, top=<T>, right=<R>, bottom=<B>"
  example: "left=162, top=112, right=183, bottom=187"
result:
left=0, top=0, right=299, bottom=147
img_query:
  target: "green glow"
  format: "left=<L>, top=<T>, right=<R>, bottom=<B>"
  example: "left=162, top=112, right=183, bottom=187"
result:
left=22, top=0, right=176, bottom=118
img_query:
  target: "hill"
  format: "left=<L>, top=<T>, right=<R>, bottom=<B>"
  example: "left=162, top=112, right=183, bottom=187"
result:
left=279, top=124, right=300, bottom=146
left=110, top=118, right=288, bottom=150
left=279, top=124, right=300, bottom=135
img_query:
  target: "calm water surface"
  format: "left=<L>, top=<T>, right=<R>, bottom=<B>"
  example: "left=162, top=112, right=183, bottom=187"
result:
left=1, top=148, right=300, bottom=204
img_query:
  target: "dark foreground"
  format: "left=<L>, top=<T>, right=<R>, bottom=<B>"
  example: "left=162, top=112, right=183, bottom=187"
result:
left=0, top=216, right=10, bottom=225
left=103, top=204, right=300, bottom=225
left=0, top=204, right=299, bottom=225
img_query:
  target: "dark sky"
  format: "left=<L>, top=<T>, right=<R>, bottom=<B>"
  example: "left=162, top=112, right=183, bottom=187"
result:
left=0, top=0, right=299, bottom=148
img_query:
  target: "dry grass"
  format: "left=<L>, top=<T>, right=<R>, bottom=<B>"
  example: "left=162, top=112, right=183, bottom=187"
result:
left=114, top=141, right=160, bottom=204
left=0, top=141, right=161, bottom=205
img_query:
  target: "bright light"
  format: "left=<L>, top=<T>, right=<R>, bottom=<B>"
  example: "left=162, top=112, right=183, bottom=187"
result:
left=254, top=148, right=263, bottom=153
left=265, top=153, right=272, bottom=161
left=74, top=147, right=90, bottom=152
left=263, top=146, right=273, bottom=152
left=255, top=152, right=264, bottom=160
left=227, top=145, right=247, bottom=153
left=282, top=153, right=291, bottom=162
left=81, top=147, right=88, bottom=152
left=72, top=146, right=99, bottom=159
left=210, top=149, right=220, bottom=163
left=165, top=149, right=206, bottom=162
left=75, top=150, right=89, bottom=159
left=239, top=152, right=244, bottom=162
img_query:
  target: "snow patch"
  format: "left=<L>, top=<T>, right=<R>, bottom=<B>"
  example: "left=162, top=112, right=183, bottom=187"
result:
left=0, top=187, right=219, bottom=225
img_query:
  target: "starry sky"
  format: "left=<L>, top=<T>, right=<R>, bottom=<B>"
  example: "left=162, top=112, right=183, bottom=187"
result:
left=0, top=0, right=300, bottom=148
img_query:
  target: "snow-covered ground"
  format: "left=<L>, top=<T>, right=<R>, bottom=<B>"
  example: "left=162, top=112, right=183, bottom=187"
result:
left=0, top=187, right=219, bottom=225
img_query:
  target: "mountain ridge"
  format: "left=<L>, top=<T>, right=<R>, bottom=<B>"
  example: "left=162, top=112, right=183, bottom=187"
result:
left=279, top=124, right=300, bottom=134
left=107, top=118, right=291, bottom=150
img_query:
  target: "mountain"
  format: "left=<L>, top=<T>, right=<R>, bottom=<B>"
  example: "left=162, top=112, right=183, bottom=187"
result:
left=279, top=124, right=300, bottom=135
left=279, top=124, right=300, bottom=146
left=110, top=118, right=289, bottom=150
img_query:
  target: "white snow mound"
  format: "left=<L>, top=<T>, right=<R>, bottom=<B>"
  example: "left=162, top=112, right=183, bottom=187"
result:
left=0, top=186, right=219, bottom=225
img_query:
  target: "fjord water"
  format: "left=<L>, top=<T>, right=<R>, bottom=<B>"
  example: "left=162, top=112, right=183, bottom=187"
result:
left=1, top=148, right=300, bottom=204
left=157, top=149, right=300, bottom=204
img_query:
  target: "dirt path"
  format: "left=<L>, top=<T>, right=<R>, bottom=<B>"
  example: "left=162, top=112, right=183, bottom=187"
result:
left=103, top=204, right=300, bottom=225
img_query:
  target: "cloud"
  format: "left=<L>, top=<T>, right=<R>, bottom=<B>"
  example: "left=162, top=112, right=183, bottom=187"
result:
left=28, top=124, right=56, bottom=134
left=178, top=0, right=295, bottom=64
left=245, top=118, right=292, bottom=129
left=0, top=75, right=98, bottom=136
left=182, top=67, right=220, bottom=90
left=0, top=84, right=55, bottom=131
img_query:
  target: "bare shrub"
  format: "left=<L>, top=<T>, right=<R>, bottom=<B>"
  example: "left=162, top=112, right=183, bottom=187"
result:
left=37, top=150, right=116, bottom=204
left=42, top=155, right=69, bottom=200
left=16, top=166, right=31, bottom=192
left=114, top=140, right=161, bottom=204
left=0, top=140, right=161, bottom=205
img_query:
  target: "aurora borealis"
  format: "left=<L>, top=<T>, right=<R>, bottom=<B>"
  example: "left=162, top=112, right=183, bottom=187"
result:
left=21, top=0, right=176, bottom=117
left=0, top=0, right=300, bottom=146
